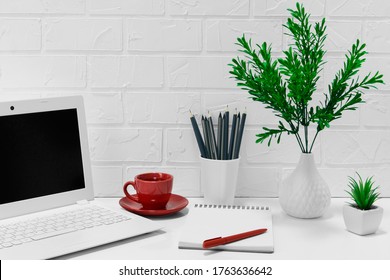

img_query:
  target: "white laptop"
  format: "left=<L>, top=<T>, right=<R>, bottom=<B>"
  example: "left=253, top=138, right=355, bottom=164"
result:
left=0, top=96, right=162, bottom=260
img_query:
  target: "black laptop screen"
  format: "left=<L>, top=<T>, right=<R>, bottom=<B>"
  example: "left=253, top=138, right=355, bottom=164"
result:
left=0, top=109, right=85, bottom=205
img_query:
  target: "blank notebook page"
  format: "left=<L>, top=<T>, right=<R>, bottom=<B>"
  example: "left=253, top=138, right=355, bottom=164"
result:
left=178, top=204, right=274, bottom=253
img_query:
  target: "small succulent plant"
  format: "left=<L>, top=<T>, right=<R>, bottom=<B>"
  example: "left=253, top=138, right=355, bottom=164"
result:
left=346, top=173, right=380, bottom=210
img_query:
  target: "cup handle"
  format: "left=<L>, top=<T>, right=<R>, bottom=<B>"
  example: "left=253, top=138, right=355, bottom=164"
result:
left=123, top=181, right=139, bottom=203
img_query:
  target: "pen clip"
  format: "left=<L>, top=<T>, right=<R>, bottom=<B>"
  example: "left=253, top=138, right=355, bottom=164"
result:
left=202, top=237, right=222, bottom=249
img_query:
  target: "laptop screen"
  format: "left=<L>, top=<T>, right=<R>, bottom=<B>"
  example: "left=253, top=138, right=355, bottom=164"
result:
left=0, top=108, right=85, bottom=205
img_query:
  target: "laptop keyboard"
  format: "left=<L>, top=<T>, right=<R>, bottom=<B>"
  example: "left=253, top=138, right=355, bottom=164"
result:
left=0, top=205, right=131, bottom=250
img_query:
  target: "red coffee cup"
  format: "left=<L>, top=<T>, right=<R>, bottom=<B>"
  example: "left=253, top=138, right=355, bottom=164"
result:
left=123, top=172, right=173, bottom=210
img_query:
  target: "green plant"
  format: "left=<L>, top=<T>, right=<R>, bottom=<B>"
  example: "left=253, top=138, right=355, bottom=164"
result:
left=229, top=3, right=384, bottom=153
left=346, top=173, right=380, bottom=210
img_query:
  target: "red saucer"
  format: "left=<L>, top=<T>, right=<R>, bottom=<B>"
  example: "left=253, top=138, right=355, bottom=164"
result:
left=119, top=194, right=188, bottom=216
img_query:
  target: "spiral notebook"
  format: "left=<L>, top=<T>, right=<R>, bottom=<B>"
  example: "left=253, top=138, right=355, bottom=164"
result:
left=178, top=204, right=274, bottom=253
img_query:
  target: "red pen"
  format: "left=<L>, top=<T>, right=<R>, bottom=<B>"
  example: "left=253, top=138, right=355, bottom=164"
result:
left=202, top=228, right=267, bottom=249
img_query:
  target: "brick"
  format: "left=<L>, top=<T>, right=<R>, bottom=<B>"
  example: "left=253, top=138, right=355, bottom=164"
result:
left=90, top=56, right=164, bottom=88
left=125, top=167, right=201, bottom=196
left=206, top=20, right=283, bottom=52
left=327, top=0, right=390, bottom=17
left=88, top=0, right=164, bottom=15
left=244, top=129, right=321, bottom=164
left=128, top=19, right=201, bottom=52
left=48, top=92, right=124, bottom=124
left=325, top=21, right=362, bottom=52
left=236, top=168, right=279, bottom=197
left=92, top=166, right=124, bottom=197
left=0, top=0, right=85, bottom=14
left=316, top=168, right=354, bottom=197
left=124, top=92, right=200, bottom=124
left=0, top=19, right=41, bottom=51
left=168, top=0, right=249, bottom=16
left=166, top=128, right=199, bottom=163
left=30, top=91, right=123, bottom=123
left=254, top=0, right=325, bottom=16
left=364, top=21, right=390, bottom=53
left=0, top=56, right=86, bottom=88
left=322, top=130, right=390, bottom=164
left=168, top=57, right=235, bottom=88
left=361, top=94, right=390, bottom=127
left=44, top=19, right=122, bottom=51
left=89, top=128, right=162, bottom=162
left=84, top=93, right=124, bottom=124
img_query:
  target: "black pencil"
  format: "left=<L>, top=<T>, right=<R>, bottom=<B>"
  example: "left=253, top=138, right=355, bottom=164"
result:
left=228, top=110, right=237, bottom=160
left=205, top=117, right=217, bottom=159
left=233, top=111, right=246, bottom=159
left=232, top=113, right=240, bottom=159
left=225, top=108, right=229, bottom=159
left=201, top=116, right=210, bottom=159
left=208, top=114, right=218, bottom=159
left=190, top=111, right=207, bottom=158
left=217, top=113, right=222, bottom=160
left=222, top=111, right=228, bottom=160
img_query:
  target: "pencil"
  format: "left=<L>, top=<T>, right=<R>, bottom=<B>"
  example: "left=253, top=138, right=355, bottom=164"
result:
left=208, top=113, right=218, bottom=159
left=205, top=117, right=217, bottom=159
left=222, top=111, right=229, bottom=160
left=232, top=113, right=240, bottom=159
left=221, top=113, right=226, bottom=160
left=201, top=116, right=210, bottom=159
left=233, top=111, right=246, bottom=159
left=224, top=108, right=229, bottom=160
left=217, top=113, right=222, bottom=160
left=189, top=111, right=207, bottom=158
left=228, top=110, right=237, bottom=160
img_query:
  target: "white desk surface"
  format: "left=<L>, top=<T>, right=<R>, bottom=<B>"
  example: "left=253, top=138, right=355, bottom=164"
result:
left=57, top=197, right=390, bottom=260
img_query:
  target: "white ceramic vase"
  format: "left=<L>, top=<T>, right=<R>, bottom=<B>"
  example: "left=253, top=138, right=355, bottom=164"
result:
left=279, top=153, right=331, bottom=218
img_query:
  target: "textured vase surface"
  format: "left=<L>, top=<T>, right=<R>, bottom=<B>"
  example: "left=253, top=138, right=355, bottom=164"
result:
left=279, top=153, right=331, bottom=218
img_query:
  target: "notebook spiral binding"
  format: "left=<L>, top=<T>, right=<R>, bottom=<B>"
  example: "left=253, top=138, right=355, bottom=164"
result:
left=194, top=204, right=269, bottom=211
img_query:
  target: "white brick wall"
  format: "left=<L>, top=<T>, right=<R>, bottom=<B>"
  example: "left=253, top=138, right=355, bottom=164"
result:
left=0, top=0, right=85, bottom=14
left=0, top=56, right=86, bottom=88
left=88, top=0, right=164, bottom=15
left=90, top=56, right=164, bottom=88
left=127, top=19, right=202, bottom=51
left=206, top=20, right=283, bottom=52
left=0, top=19, right=41, bottom=51
left=254, top=0, right=325, bottom=16
left=44, top=19, right=122, bottom=51
left=1, top=0, right=389, bottom=198
left=168, top=0, right=249, bottom=16
left=167, top=56, right=235, bottom=88
left=124, top=92, right=201, bottom=124
left=88, top=128, right=163, bottom=162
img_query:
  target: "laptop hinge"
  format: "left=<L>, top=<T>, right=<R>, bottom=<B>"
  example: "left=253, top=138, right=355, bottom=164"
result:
left=76, top=200, right=89, bottom=205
